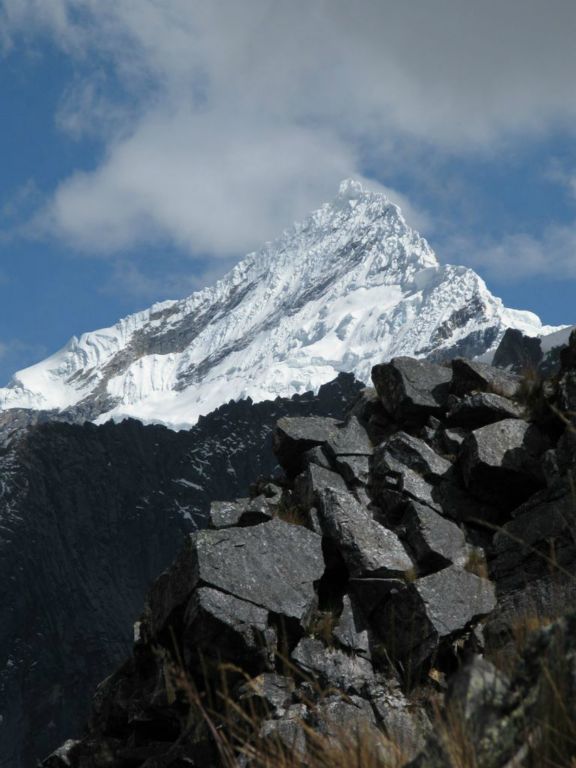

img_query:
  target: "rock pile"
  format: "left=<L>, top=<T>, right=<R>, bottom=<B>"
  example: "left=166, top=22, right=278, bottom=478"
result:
left=43, top=333, right=576, bottom=767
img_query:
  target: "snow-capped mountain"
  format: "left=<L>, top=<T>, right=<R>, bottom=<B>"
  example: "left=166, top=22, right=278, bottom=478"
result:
left=0, top=180, right=561, bottom=429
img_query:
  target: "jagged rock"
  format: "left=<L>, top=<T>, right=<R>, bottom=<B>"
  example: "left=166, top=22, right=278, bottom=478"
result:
left=333, top=454, right=371, bottom=485
left=146, top=520, right=324, bottom=636
left=399, top=501, right=468, bottom=571
left=371, top=432, right=451, bottom=513
left=260, top=703, right=308, bottom=756
left=451, top=357, right=522, bottom=399
left=292, top=637, right=375, bottom=689
left=237, top=673, right=295, bottom=717
left=293, top=464, right=347, bottom=509
left=209, top=496, right=274, bottom=528
left=312, top=694, right=384, bottom=750
left=302, top=444, right=332, bottom=470
left=324, top=415, right=373, bottom=457
left=445, top=392, right=526, bottom=429
left=460, top=419, right=547, bottom=511
left=183, top=587, right=275, bottom=673
left=492, top=327, right=543, bottom=373
left=374, top=432, right=452, bottom=482
left=318, top=488, right=413, bottom=578
left=372, top=357, right=452, bottom=424
left=273, top=416, right=341, bottom=476
left=490, top=485, right=576, bottom=591
left=333, top=594, right=370, bottom=656
left=442, top=427, right=466, bottom=453
left=375, top=566, right=496, bottom=668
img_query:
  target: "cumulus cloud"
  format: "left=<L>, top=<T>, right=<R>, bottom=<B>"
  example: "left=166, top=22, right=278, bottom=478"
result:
left=2, top=0, right=576, bottom=258
left=446, top=225, right=576, bottom=281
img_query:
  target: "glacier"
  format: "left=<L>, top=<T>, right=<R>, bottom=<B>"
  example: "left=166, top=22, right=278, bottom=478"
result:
left=0, top=180, right=562, bottom=429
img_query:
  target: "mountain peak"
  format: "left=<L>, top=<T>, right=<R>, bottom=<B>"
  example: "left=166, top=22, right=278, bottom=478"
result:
left=337, top=178, right=369, bottom=200
left=0, top=184, right=562, bottom=428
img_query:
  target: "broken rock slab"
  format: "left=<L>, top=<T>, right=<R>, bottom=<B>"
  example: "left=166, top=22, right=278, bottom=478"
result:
left=450, top=358, right=522, bottom=399
left=145, top=519, right=324, bottom=636
left=333, top=594, right=370, bottom=656
left=292, top=637, right=375, bottom=690
left=445, top=392, right=526, bottom=430
left=318, top=487, right=413, bottom=578
left=399, top=501, right=469, bottom=571
left=460, top=419, right=547, bottom=511
left=372, top=357, right=452, bottom=425
left=183, top=586, right=274, bottom=673
left=273, top=416, right=341, bottom=476
left=294, top=464, right=348, bottom=509
left=374, top=565, right=496, bottom=669
left=371, top=432, right=451, bottom=513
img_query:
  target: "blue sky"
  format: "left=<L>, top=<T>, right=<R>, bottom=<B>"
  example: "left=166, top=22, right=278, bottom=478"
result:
left=0, top=1, right=575, bottom=384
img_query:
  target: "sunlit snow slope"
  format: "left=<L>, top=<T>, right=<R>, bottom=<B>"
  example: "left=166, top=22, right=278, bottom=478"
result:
left=0, top=180, right=561, bottom=429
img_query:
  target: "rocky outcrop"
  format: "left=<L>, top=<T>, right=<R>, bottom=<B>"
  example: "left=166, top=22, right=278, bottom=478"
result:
left=40, top=336, right=576, bottom=766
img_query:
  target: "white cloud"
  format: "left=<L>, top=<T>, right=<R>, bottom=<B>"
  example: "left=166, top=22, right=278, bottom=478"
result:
left=445, top=226, right=576, bottom=281
left=102, top=258, right=238, bottom=301
left=3, top=0, right=576, bottom=258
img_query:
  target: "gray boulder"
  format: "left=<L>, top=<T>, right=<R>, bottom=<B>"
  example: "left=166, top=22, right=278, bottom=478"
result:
left=445, top=392, right=526, bottom=429
left=451, top=357, right=522, bottom=399
left=492, top=327, right=543, bottom=373
left=273, top=416, right=341, bottom=476
left=375, top=566, right=496, bottom=668
left=400, top=501, right=468, bottom=571
left=318, top=488, right=413, bottom=578
left=294, top=464, right=347, bottom=509
left=291, top=637, right=375, bottom=690
left=490, top=485, right=576, bottom=591
left=145, top=519, right=324, bottom=636
left=183, top=587, right=274, bottom=672
left=334, top=454, right=371, bottom=486
left=324, top=415, right=373, bottom=457
left=237, top=673, right=295, bottom=717
left=260, top=703, right=308, bottom=756
left=372, top=357, right=452, bottom=424
left=333, top=594, right=370, bottom=656
left=371, top=432, right=451, bottom=513
left=460, top=419, right=547, bottom=511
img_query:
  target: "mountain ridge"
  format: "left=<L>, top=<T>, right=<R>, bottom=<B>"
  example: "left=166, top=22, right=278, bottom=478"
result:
left=0, top=180, right=561, bottom=428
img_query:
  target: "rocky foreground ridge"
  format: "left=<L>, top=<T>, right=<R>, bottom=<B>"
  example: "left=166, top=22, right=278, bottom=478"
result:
left=42, top=334, right=576, bottom=767
left=0, top=375, right=363, bottom=768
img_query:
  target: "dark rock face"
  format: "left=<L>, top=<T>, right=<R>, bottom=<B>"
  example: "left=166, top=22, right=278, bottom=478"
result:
left=375, top=567, right=496, bottom=669
left=372, top=357, right=452, bottom=424
left=492, top=327, right=543, bottom=372
left=318, top=487, right=413, bottom=578
left=445, top=392, right=526, bottom=429
left=450, top=357, right=522, bottom=399
left=460, top=419, right=547, bottom=510
left=0, top=373, right=363, bottom=768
